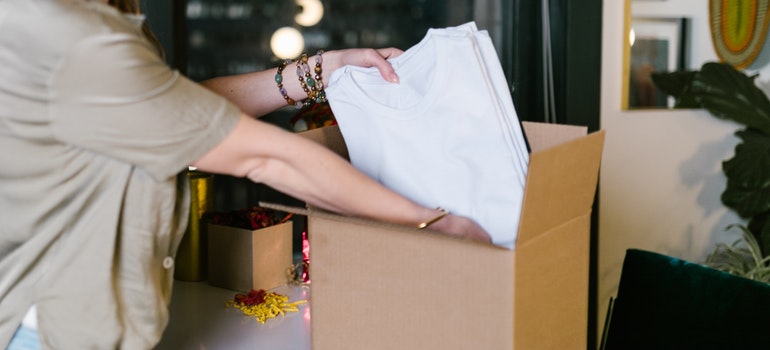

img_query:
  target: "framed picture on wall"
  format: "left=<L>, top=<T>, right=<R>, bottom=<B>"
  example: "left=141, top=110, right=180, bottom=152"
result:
left=627, top=17, right=688, bottom=109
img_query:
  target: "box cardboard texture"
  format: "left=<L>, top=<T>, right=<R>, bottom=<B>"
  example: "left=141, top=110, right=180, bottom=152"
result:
left=206, top=221, right=293, bottom=292
left=269, top=121, right=604, bottom=350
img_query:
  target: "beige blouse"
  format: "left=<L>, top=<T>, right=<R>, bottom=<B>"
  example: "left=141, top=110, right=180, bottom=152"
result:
left=0, top=0, right=240, bottom=348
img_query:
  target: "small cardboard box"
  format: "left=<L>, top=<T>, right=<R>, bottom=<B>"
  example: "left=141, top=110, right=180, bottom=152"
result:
left=267, top=121, right=604, bottom=350
left=206, top=221, right=293, bottom=292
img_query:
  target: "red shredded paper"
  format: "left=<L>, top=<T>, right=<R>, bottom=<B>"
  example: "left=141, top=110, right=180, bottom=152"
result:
left=202, top=206, right=292, bottom=230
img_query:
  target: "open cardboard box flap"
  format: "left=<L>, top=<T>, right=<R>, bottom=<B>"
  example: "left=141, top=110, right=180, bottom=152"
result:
left=263, top=122, right=605, bottom=350
left=518, top=122, right=604, bottom=243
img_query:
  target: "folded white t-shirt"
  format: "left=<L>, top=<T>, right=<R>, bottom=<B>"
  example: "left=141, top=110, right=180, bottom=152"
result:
left=326, top=22, right=528, bottom=248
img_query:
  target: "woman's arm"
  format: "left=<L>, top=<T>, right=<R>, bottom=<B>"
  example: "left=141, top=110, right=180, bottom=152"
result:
left=199, top=48, right=402, bottom=117
left=194, top=47, right=490, bottom=242
left=191, top=114, right=491, bottom=243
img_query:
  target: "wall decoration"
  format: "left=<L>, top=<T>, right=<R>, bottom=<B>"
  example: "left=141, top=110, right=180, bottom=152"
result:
left=627, top=17, right=688, bottom=108
left=710, top=0, right=770, bottom=69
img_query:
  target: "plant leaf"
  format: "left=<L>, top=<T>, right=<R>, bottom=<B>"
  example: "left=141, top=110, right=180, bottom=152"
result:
left=650, top=70, right=700, bottom=108
left=705, top=225, right=770, bottom=283
left=721, top=129, right=770, bottom=218
left=691, top=62, right=770, bottom=135
left=758, top=217, right=770, bottom=258
left=749, top=212, right=770, bottom=256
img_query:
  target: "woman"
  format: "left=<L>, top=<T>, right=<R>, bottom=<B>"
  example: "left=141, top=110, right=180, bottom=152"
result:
left=0, top=0, right=489, bottom=349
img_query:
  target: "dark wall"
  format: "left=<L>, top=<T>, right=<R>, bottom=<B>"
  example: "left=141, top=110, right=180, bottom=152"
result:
left=140, top=0, right=186, bottom=70
left=507, top=0, right=601, bottom=131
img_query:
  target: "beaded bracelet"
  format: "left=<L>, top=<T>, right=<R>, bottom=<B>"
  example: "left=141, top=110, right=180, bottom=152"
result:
left=275, top=59, right=300, bottom=108
left=275, top=50, right=327, bottom=109
left=298, top=52, right=325, bottom=107
left=295, top=50, right=327, bottom=107
left=296, top=53, right=315, bottom=108
left=313, top=50, right=327, bottom=103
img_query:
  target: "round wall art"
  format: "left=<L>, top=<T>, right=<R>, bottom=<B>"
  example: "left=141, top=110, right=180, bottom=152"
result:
left=710, top=0, right=770, bottom=68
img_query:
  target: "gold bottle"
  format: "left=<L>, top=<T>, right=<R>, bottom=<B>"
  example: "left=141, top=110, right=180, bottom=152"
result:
left=174, top=169, right=214, bottom=281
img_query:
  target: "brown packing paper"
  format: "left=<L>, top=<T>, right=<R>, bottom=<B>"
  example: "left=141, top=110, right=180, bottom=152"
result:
left=207, top=221, right=293, bottom=292
left=267, top=121, right=604, bottom=350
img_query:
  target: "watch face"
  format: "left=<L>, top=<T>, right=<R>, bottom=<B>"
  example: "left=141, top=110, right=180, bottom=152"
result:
left=710, top=0, right=770, bottom=68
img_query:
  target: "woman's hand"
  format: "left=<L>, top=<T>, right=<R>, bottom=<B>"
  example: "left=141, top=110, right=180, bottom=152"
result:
left=427, top=214, right=492, bottom=244
left=320, top=48, right=403, bottom=84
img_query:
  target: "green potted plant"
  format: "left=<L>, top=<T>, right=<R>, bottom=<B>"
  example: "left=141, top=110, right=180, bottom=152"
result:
left=652, top=62, right=770, bottom=282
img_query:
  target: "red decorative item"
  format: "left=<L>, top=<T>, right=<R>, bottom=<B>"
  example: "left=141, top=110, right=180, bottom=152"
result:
left=202, top=206, right=292, bottom=230
left=290, top=101, right=336, bottom=131
left=301, top=230, right=310, bottom=283
left=234, top=288, right=267, bottom=306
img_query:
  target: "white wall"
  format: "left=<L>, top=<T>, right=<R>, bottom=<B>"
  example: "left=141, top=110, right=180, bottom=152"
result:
left=597, top=0, right=770, bottom=343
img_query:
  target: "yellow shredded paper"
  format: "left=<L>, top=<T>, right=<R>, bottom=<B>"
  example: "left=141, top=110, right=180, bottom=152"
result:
left=226, top=290, right=307, bottom=324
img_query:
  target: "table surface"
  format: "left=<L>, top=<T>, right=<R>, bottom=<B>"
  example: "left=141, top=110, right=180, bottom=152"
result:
left=155, top=281, right=311, bottom=350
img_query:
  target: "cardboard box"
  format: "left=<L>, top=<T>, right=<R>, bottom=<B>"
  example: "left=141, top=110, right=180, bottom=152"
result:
left=206, top=221, right=293, bottom=292
left=265, top=121, right=605, bottom=350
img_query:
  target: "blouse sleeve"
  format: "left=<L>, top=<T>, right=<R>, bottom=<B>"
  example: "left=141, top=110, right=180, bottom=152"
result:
left=50, top=31, right=241, bottom=181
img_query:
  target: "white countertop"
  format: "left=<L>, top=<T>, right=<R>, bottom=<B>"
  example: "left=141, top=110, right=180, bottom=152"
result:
left=155, top=281, right=311, bottom=350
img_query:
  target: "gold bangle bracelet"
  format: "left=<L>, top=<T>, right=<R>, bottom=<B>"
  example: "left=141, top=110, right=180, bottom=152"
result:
left=417, top=207, right=449, bottom=229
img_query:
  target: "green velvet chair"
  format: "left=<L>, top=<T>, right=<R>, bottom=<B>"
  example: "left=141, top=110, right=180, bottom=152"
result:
left=602, top=249, right=770, bottom=349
